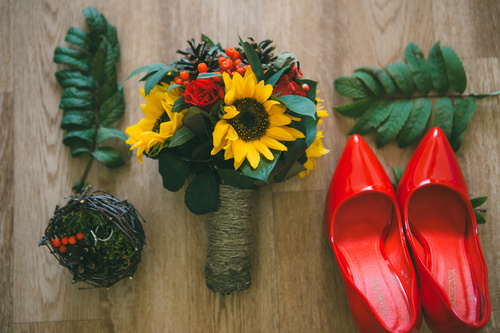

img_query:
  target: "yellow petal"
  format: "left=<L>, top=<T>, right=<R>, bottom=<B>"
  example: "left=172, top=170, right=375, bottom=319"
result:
left=224, top=142, right=234, bottom=160
left=225, top=87, right=236, bottom=105
left=269, top=114, right=292, bottom=126
left=260, top=135, right=287, bottom=151
left=264, top=100, right=286, bottom=116
left=246, top=142, right=261, bottom=169
left=283, top=126, right=305, bottom=139
left=223, top=72, right=232, bottom=93
left=212, top=120, right=229, bottom=148
left=223, top=105, right=240, bottom=119
left=232, top=139, right=247, bottom=170
left=254, top=80, right=273, bottom=104
left=266, top=126, right=296, bottom=141
left=226, top=125, right=239, bottom=141
left=254, top=140, right=274, bottom=160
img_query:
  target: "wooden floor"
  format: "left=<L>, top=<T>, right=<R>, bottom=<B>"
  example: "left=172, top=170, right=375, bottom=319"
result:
left=1, top=0, right=499, bottom=332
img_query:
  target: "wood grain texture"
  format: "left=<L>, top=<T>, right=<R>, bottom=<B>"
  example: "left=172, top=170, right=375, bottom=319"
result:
left=2, top=0, right=500, bottom=332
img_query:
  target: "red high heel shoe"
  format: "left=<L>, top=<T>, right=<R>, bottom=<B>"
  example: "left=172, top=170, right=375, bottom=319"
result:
left=397, top=127, right=490, bottom=333
left=324, top=135, right=421, bottom=333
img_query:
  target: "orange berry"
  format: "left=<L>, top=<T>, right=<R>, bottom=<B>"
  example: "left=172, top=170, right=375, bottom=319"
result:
left=225, top=47, right=235, bottom=57
left=59, top=245, right=67, bottom=253
left=220, top=61, right=231, bottom=71
left=230, top=50, right=240, bottom=60
left=233, top=59, right=242, bottom=68
left=236, top=66, right=246, bottom=76
left=218, top=57, right=226, bottom=65
left=61, top=236, right=68, bottom=245
left=68, top=236, right=77, bottom=245
left=52, top=238, right=61, bottom=248
left=302, top=83, right=310, bottom=92
left=197, top=62, right=208, bottom=73
left=182, top=80, right=189, bottom=86
left=180, top=71, right=190, bottom=81
left=76, top=232, right=84, bottom=240
left=174, top=77, right=183, bottom=85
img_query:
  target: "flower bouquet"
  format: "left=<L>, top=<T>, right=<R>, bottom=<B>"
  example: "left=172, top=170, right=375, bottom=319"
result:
left=126, top=36, right=328, bottom=294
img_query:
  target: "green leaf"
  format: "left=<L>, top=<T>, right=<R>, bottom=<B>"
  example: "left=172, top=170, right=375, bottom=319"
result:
left=353, top=71, right=384, bottom=97
left=65, top=138, right=91, bottom=157
left=273, top=147, right=306, bottom=183
left=65, top=27, right=90, bottom=51
left=168, top=126, right=196, bottom=148
left=470, top=196, right=488, bottom=208
left=184, top=171, right=219, bottom=215
left=96, top=127, right=127, bottom=142
left=158, top=152, right=189, bottom=191
left=334, top=97, right=377, bottom=118
left=433, top=97, right=454, bottom=138
left=355, top=67, right=399, bottom=98
left=301, top=115, right=318, bottom=147
left=99, top=85, right=124, bottom=126
left=239, top=36, right=265, bottom=81
left=53, top=46, right=91, bottom=72
left=83, top=6, right=105, bottom=49
left=442, top=46, right=467, bottom=94
left=61, top=110, right=95, bottom=130
left=241, top=150, right=281, bottom=183
left=59, top=87, right=95, bottom=109
left=474, top=210, right=486, bottom=224
left=265, top=66, right=289, bottom=87
left=450, top=130, right=466, bottom=152
left=348, top=100, right=395, bottom=135
left=301, top=79, right=318, bottom=102
left=63, top=128, right=95, bottom=145
left=273, top=52, right=299, bottom=70
left=201, top=34, right=215, bottom=46
left=55, top=70, right=96, bottom=89
left=125, top=65, right=151, bottom=81
left=404, top=42, right=432, bottom=95
left=171, top=95, right=189, bottom=113
left=197, top=72, right=222, bottom=79
left=144, top=65, right=172, bottom=96
left=451, top=98, right=476, bottom=140
left=386, top=62, right=415, bottom=97
left=218, top=168, right=256, bottom=189
left=428, top=42, right=449, bottom=94
left=91, top=146, right=124, bottom=168
left=469, top=91, right=500, bottom=98
left=334, top=76, right=371, bottom=98
left=393, top=166, right=404, bottom=185
left=278, top=95, right=316, bottom=118
left=398, top=98, right=432, bottom=147
left=92, top=37, right=109, bottom=85
left=376, top=100, right=413, bottom=147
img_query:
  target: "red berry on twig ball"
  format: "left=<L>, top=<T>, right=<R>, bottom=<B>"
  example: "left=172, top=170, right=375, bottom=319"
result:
left=52, top=238, right=61, bottom=248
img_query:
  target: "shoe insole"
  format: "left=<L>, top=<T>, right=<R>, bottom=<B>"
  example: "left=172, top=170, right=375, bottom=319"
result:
left=408, top=185, right=477, bottom=323
left=334, top=193, right=411, bottom=331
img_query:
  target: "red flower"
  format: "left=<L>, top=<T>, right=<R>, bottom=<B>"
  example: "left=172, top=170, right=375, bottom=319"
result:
left=184, top=78, right=224, bottom=110
left=272, top=75, right=306, bottom=97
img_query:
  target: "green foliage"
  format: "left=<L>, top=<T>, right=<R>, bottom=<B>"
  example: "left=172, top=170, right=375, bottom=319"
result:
left=54, top=6, right=126, bottom=175
left=184, top=171, right=219, bottom=214
left=334, top=41, right=500, bottom=151
left=471, top=196, right=488, bottom=224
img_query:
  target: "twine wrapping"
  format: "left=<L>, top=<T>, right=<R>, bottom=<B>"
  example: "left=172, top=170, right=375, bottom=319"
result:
left=204, top=185, right=254, bottom=295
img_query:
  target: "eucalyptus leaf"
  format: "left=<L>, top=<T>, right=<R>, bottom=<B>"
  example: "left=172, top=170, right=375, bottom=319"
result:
left=348, top=100, right=395, bottom=135
left=273, top=52, right=299, bottom=70
left=241, top=150, right=281, bottom=183
left=404, top=42, right=432, bottom=95
left=355, top=66, right=399, bottom=98
left=398, top=98, right=432, bottom=147
left=301, top=79, right=318, bottom=102
left=386, top=62, right=415, bottom=97
left=334, top=97, right=377, bottom=118
left=428, top=42, right=449, bottom=94
left=184, top=171, right=219, bottom=215
left=278, top=95, right=316, bottom=118
left=376, top=100, right=413, bottom=148
left=96, top=127, right=127, bottom=142
left=92, top=146, right=125, bottom=169
left=433, top=97, right=454, bottom=138
left=451, top=98, right=476, bottom=140
left=442, top=46, right=467, bottom=94
left=334, top=76, right=372, bottom=99
left=158, top=152, right=190, bottom=191
left=353, top=71, right=384, bottom=97
left=197, top=73, right=223, bottom=79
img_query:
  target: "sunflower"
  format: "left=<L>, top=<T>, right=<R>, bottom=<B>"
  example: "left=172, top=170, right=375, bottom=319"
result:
left=299, top=96, right=329, bottom=178
left=126, top=83, right=186, bottom=163
left=211, top=69, right=305, bottom=169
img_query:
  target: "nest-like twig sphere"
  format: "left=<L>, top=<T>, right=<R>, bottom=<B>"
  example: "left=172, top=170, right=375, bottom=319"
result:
left=39, top=188, right=146, bottom=288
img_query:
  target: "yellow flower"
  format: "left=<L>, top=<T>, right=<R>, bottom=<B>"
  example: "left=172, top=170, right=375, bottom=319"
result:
left=126, top=83, right=186, bottom=163
left=211, top=69, right=304, bottom=169
left=299, top=95, right=330, bottom=178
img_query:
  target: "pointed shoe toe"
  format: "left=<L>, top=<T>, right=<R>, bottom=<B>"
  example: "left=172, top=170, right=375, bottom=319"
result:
left=397, top=127, right=490, bottom=333
left=325, top=135, right=421, bottom=333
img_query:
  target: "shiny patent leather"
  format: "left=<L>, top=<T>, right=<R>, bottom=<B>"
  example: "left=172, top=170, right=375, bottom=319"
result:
left=397, top=127, right=490, bottom=333
left=325, top=135, right=421, bottom=333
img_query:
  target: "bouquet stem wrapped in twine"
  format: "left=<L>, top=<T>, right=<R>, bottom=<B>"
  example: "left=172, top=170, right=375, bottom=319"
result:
left=205, top=185, right=254, bottom=295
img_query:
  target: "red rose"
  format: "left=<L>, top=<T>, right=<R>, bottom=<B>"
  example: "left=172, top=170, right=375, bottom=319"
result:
left=272, top=75, right=306, bottom=97
left=184, top=78, right=224, bottom=111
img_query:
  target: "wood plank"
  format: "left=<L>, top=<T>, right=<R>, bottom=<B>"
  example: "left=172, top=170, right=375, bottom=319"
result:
left=13, top=320, right=104, bottom=333
left=12, top=0, right=100, bottom=323
left=0, top=93, right=14, bottom=333
left=432, top=0, right=500, bottom=58
left=0, top=0, right=13, bottom=92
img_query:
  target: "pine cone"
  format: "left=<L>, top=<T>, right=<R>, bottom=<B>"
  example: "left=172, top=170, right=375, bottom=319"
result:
left=237, top=37, right=277, bottom=69
left=175, top=39, right=219, bottom=78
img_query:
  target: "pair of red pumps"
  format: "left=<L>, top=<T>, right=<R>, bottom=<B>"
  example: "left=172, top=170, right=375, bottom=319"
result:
left=324, top=128, right=490, bottom=333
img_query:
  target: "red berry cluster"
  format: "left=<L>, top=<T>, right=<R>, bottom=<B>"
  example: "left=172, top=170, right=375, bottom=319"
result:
left=52, top=232, right=84, bottom=253
left=217, top=47, right=250, bottom=77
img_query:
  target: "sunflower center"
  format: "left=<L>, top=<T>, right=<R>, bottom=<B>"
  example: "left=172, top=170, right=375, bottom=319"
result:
left=152, top=112, right=170, bottom=133
left=228, top=98, right=269, bottom=141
